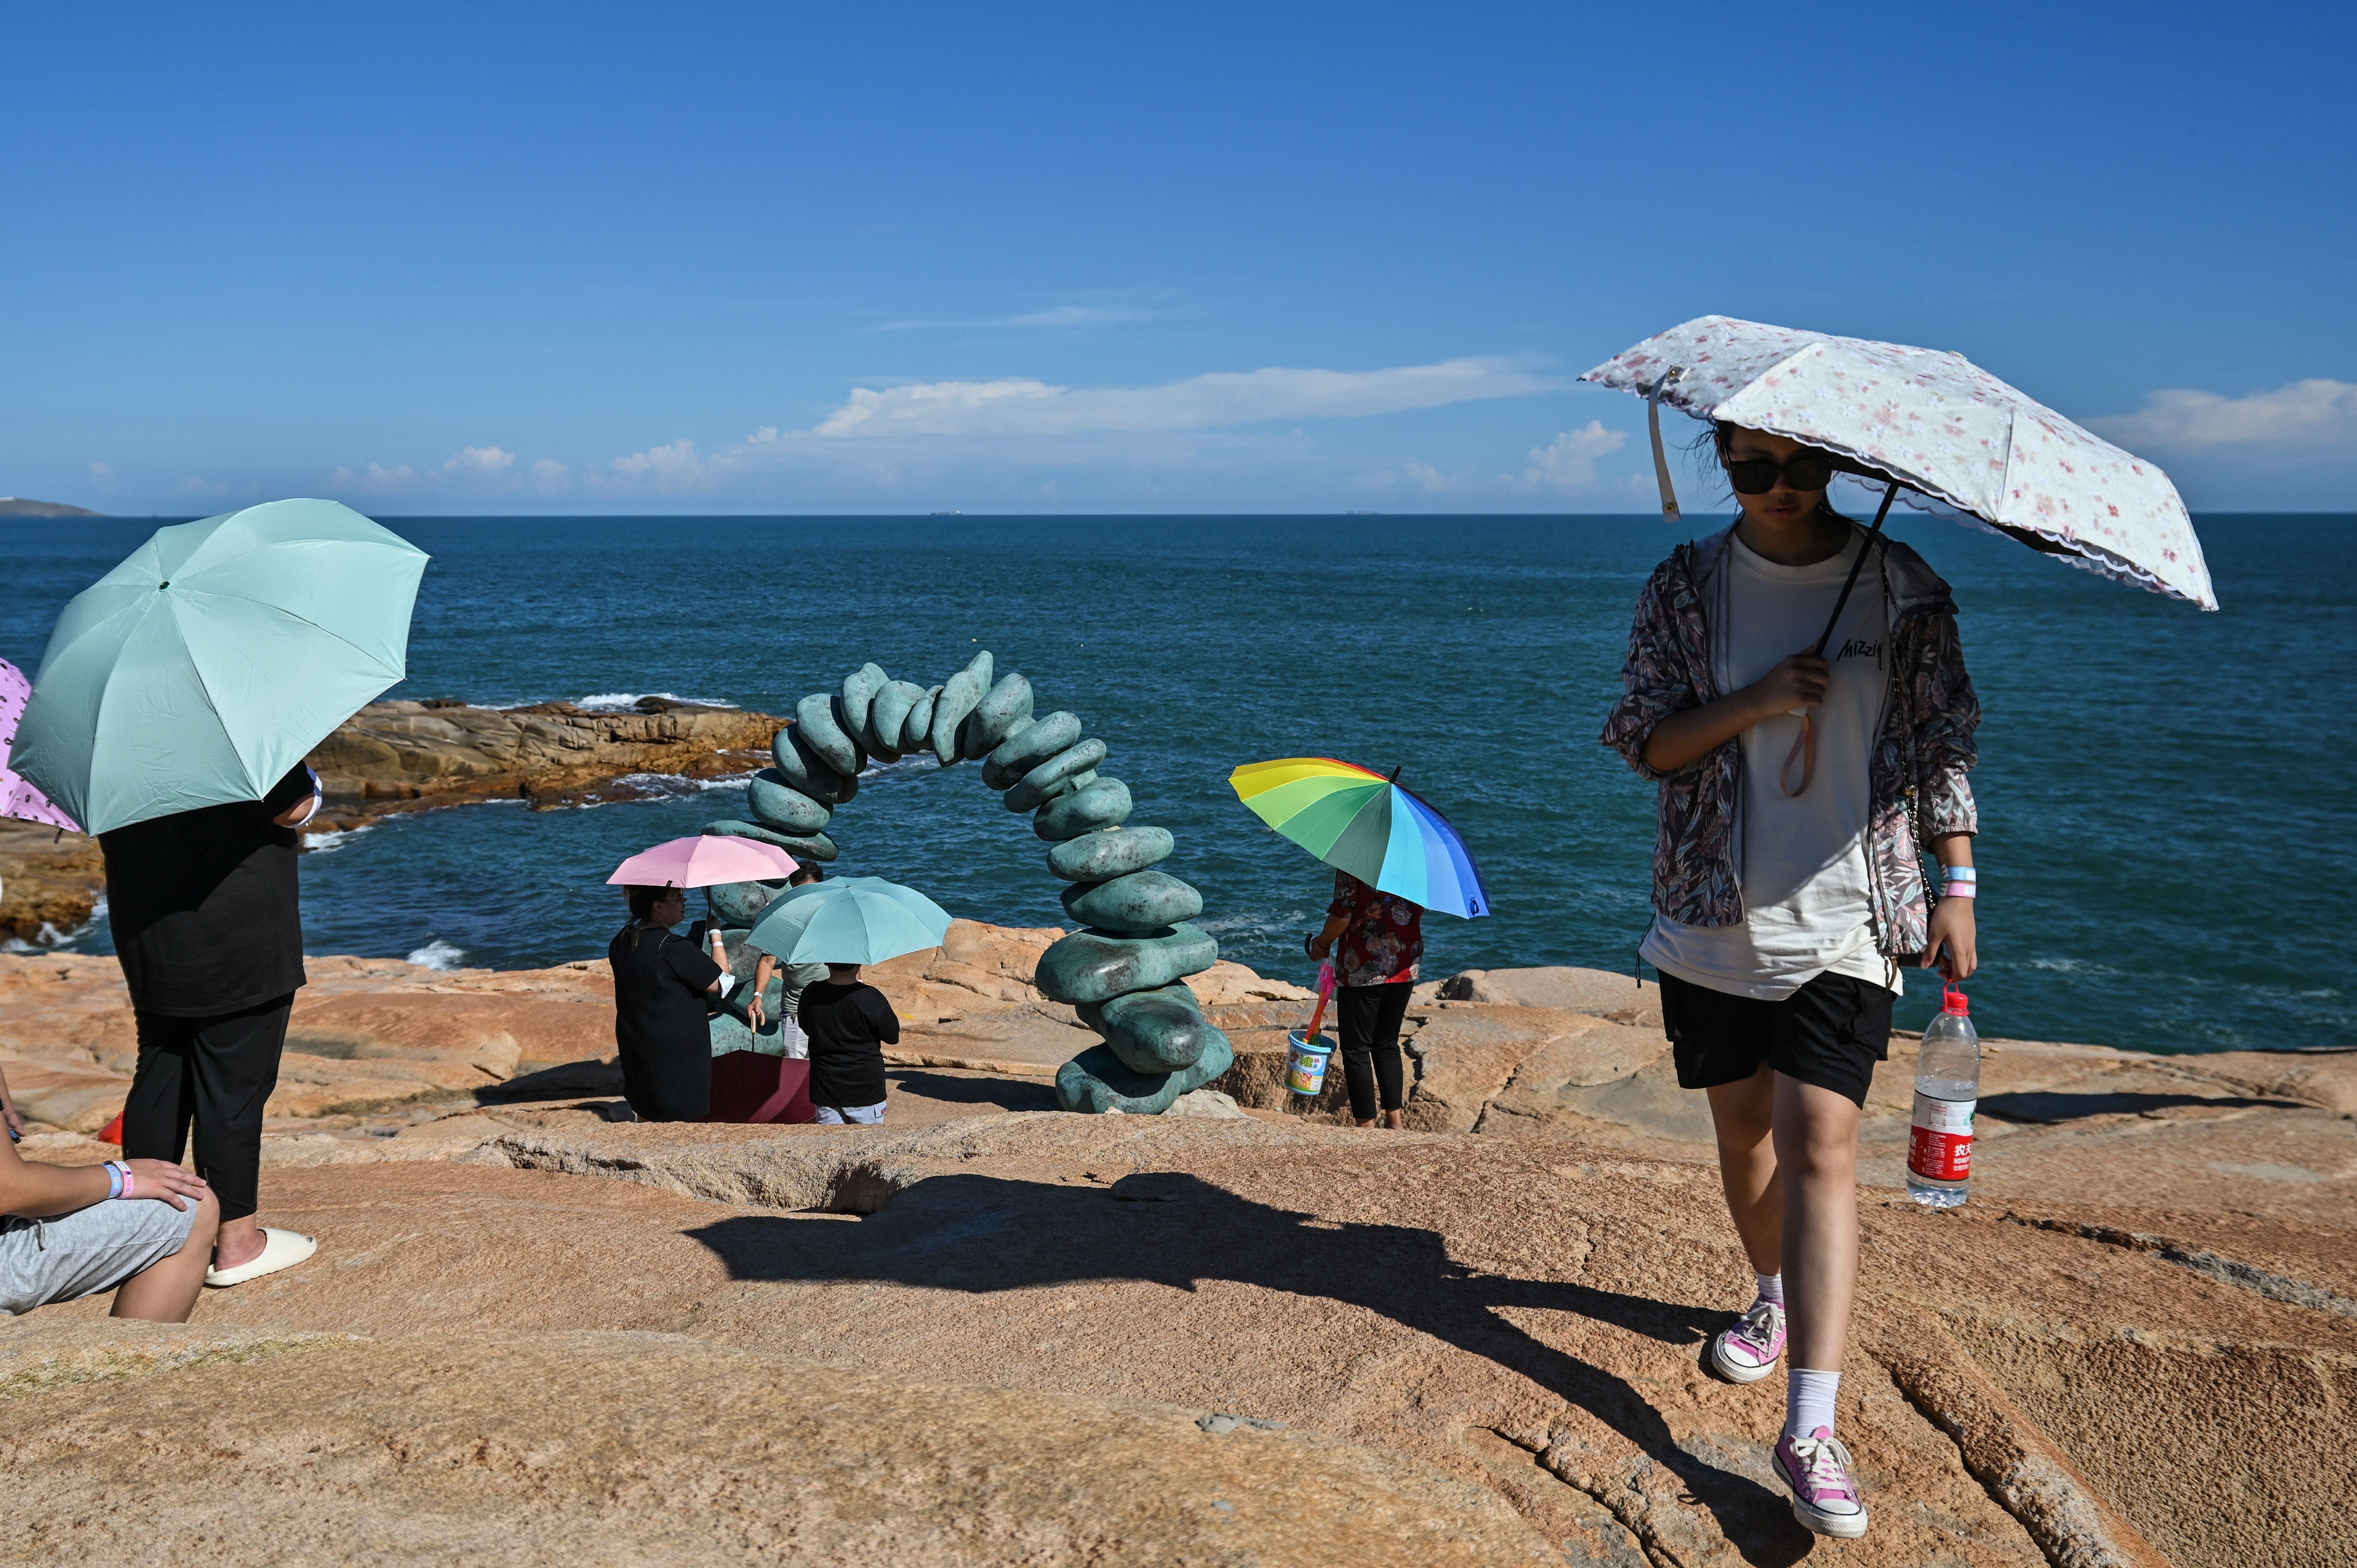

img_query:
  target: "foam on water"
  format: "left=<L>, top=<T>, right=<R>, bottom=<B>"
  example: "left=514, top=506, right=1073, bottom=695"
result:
left=574, top=692, right=740, bottom=712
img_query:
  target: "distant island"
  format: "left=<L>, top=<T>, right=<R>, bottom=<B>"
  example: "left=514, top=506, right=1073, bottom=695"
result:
left=0, top=496, right=106, bottom=518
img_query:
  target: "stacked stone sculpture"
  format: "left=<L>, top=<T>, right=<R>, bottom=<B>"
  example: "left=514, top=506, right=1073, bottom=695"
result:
left=699, top=651, right=1233, bottom=1114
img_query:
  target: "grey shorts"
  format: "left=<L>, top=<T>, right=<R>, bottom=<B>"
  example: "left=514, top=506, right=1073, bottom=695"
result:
left=0, top=1199, right=198, bottom=1316
left=812, top=1102, right=885, bottom=1125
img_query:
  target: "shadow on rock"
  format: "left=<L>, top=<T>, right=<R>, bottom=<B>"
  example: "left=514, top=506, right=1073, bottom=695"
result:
left=1980, top=1089, right=2307, bottom=1124
left=687, top=1171, right=1808, bottom=1564
left=885, top=1069, right=1061, bottom=1113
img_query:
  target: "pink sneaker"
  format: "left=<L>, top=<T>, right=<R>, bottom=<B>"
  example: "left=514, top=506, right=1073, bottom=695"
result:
left=1774, top=1426, right=1869, bottom=1538
left=1708, top=1299, right=1785, bottom=1383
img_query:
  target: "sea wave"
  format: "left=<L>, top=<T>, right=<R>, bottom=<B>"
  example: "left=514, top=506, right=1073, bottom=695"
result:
left=1, top=894, right=107, bottom=954
left=301, top=825, right=373, bottom=855
left=407, top=938, right=468, bottom=970
left=575, top=692, right=741, bottom=712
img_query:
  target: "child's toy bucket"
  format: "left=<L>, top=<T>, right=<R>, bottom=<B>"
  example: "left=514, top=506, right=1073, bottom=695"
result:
left=1286, top=1029, right=1334, bottom=1095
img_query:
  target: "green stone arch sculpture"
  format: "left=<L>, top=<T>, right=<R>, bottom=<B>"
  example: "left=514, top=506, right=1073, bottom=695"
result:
left=696, top=651, right=1234, bottom=1115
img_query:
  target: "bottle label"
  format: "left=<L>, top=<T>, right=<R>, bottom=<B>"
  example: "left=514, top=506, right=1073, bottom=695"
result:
left=1908, top=1093, right=1974, bottom=1182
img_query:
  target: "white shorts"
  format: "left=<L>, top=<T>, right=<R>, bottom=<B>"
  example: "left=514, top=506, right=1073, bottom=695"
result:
left=0, top=1199, right=197, bottom=1315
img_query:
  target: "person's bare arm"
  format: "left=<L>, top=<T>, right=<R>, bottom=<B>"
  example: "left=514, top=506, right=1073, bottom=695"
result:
left=0, top=1140, right=209, bottom=1219
left=1305, top=914, right=1351, bottom=961
left=1640, top=653, right=1829, bottom=775
left=272, top=765, right=324, bottom=828
left=1922, top=833, right=1977, bottom=980
left=744, top=953, right=776, bottom=1023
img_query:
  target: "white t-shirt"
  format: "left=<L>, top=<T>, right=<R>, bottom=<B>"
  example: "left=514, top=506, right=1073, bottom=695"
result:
left=1643, top=530, right=1901, bottom=1000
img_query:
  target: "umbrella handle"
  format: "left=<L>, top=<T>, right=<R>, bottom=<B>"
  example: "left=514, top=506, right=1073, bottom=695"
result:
left=1648, top=369, right=1685, bottom=525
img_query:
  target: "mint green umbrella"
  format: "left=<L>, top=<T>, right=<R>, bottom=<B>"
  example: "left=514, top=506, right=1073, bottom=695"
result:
left=13, top=499, right=429, bottom=835
left=745, top=876, right=953, bottom=966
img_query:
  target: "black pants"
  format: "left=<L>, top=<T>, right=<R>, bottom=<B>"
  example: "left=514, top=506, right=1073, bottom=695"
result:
left=1338, top=982, right=1412, bottom=1120
left=123, top=994, right=293, bottom=1223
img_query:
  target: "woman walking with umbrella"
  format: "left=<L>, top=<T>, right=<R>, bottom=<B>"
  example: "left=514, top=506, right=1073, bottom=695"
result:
left=1586, top=315, right=2215, bottom=1540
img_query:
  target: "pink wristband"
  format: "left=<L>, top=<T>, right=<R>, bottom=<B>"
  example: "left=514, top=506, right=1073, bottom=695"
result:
left=121, top=1166, right=136, bottom=1198
left=1942, top=883, right=1977, bottom=899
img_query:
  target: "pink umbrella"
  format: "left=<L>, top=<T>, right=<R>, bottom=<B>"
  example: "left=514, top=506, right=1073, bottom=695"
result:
left=0, top=658, right=79, bottom=833
left=606, top=834, right=797, bottom=888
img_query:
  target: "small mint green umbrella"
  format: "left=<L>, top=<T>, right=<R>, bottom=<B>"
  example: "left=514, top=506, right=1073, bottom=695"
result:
left=745, top=876, right=952, bottom=966
left=13, top=499, right=429, bottom=835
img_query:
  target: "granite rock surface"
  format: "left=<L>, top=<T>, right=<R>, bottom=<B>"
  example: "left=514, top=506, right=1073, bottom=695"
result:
left=1, top=935, right=2349, bottom=1565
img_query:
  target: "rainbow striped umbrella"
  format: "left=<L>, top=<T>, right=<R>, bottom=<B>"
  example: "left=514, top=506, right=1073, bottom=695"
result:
left=1229, top=757, right=1489, bottom=918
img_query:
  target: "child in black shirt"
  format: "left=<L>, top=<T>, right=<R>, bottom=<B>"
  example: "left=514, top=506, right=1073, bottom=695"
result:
left=792, top=965, right=901, bottom=1124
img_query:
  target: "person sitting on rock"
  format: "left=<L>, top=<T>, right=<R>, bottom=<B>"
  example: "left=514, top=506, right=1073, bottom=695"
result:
left=0, top=1064, right=221, bottom=1322
left=790, top=963, right=901, bottom=1125
left=742, top=864, right=832, bottom=1059
left=610, top=885, right=731, bottom=1122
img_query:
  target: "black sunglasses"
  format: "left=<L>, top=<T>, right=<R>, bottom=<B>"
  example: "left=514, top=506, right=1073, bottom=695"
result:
left=1725, top=452, right=1838, bottom=494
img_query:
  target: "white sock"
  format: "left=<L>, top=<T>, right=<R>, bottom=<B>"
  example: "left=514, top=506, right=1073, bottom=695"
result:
left=1785, top=1368, right=1840, bottom=1440
left=1754, top=1271, right=1784, bottom=1308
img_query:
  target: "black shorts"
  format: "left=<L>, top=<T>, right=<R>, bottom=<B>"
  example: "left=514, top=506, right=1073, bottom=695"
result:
left=1657, top=969, right=1893, bottom=1108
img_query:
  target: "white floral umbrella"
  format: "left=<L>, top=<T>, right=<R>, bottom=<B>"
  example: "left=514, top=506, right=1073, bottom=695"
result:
left=1582, top=315, right=2217, bottom=610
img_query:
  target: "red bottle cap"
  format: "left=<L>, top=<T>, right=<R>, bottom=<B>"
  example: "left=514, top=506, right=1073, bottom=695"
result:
left=1943, top=987, right=1970, bottom=1015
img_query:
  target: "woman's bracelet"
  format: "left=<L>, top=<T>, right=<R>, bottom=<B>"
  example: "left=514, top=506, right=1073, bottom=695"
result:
left=105, top=1160, right=131, bottom=1199
left=1942, top=866, right=1977, bottom=883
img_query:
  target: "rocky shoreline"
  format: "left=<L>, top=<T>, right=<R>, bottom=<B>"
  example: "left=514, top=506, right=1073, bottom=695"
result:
left=0, top=696, right=780, bottom=944
left=0, top=925, right=2350, bottom=1563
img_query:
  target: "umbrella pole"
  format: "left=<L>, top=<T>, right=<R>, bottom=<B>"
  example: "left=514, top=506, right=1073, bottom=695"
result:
left=1810, top=481, right=1901, bottom=656
left=1781, top=480, right=1901, bottom=799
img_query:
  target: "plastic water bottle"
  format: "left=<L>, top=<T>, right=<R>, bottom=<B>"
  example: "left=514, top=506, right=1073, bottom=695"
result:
left=1907, top=987, right=1981, bottom=1209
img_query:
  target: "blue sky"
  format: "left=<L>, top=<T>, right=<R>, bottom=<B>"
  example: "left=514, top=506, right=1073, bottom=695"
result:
left=4, top=2, right=2351, bottom=515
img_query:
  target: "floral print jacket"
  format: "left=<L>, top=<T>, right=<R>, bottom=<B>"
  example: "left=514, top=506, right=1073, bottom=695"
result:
left=1600, top=526, right=1981, bottom=958
left=1328, top=871, right=1422, bottom=987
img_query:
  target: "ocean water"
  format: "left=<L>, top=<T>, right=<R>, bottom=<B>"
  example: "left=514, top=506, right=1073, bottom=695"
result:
left=5, top=512, right=2351, bottom=1055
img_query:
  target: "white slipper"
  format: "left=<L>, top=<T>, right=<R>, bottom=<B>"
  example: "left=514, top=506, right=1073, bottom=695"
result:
left=205, top=1227, right=318, bottom=1288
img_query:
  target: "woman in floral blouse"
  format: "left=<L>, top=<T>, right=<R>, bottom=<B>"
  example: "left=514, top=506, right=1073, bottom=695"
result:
left=1601, top=422, right=1981, bottom=1542
left=1306, top=870, right=1422, bottom=1130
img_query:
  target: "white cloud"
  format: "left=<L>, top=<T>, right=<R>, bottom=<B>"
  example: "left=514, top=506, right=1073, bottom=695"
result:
left=811, top=357, right=1558, bottom=438
left=325, top=463, right=418, bottom=493
left=598, top=439, right=714, bottom=491
left=1403, top=461, right=1448, bottom=493
left=2089, top=379, right=2357, bottom=452
left=1523, top=421, right=1628, bottom=490
left=325, top=445, right=561, bottom=498
left=877, top=304, right=1167, bottom=331
left=445, top=445, right=516, bottom=475
left=87, top=461, right=113, bottom=479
